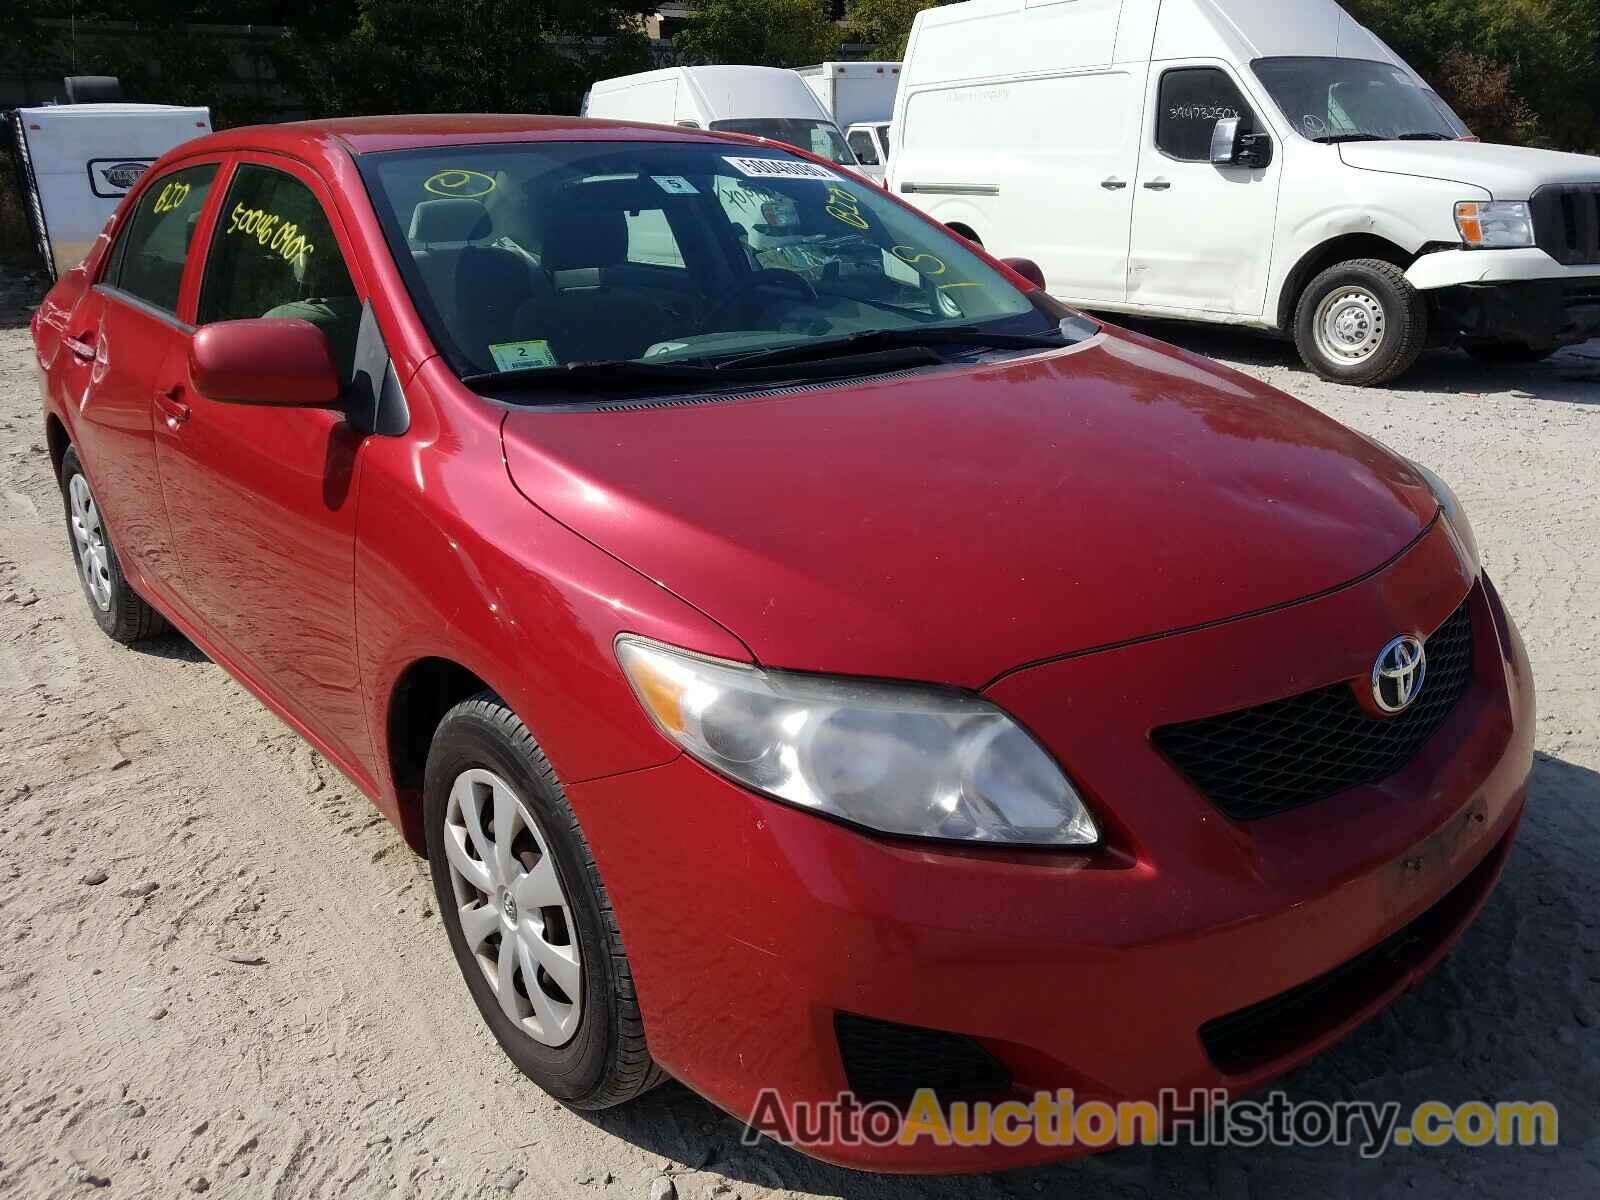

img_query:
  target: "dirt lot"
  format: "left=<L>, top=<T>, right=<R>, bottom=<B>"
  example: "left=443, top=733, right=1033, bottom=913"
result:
left=1, top=267, right=1596, bottom=1198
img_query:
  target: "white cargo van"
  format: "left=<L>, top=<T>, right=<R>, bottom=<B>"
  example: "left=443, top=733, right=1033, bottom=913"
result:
left=890, top=0, right=1600, bottom=384
left=798, top=62, right=900, bottom=182
left=584, top=65, right=860, bottom=171
left=8, top=102, right=212, bottom=278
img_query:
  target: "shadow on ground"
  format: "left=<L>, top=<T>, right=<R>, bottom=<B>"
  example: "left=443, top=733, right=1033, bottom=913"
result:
left=1113, top=318, right=1600, bottom=406
left=582, top=752, right=1600, bottom=1199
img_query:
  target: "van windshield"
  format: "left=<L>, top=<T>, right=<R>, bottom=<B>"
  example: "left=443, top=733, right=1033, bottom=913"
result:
left=708, top=119, right=858, bottom=166
left=1252, top=57, right=1471, bottom=143
left=361, top=140, right=1049, bottom=384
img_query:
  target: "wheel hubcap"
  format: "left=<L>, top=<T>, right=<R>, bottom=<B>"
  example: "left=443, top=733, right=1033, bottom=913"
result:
left=68, top=474, right=113, bottom=612
left=444, top=769, right=582, bottom=1046
left=1314, top=287, right=1387, bottom=365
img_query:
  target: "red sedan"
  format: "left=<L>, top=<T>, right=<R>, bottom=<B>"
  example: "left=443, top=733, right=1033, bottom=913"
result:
left=30, top=115, right=1533, bottom=1172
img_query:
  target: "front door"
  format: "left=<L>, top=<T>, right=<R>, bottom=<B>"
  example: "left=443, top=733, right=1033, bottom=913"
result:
left=1128, top=63, right=1284, bottom=315
left=151, top=154, right=375, bottom=776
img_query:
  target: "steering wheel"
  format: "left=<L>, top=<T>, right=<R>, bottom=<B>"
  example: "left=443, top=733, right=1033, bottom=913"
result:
left=699, top=269, right=818, bottom=331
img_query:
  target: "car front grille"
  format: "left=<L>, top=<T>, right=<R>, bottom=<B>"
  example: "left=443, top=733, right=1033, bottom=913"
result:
left=1151, top=595, right=1475, bottom=822
left=1530, top=183, right=1600, bottom=266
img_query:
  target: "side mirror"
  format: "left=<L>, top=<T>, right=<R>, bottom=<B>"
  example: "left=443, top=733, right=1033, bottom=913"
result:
left=1002, top=257, right=1047, bottom=290
left=189, top=319, right=342, bottom=408
left=1210, top=117, right=1273, bottom=169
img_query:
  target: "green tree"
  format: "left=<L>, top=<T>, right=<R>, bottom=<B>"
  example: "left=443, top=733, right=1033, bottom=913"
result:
left=279, top=0, right=655, bottom=118
left=843, top=0, right=946, bottom=59
left=1347, top=0, right=1599, bottom=151
left=673, top=0, right=840, bottom=68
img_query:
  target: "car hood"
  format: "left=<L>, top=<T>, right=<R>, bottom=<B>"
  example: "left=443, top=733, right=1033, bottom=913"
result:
left=1341, top=140, right=1600, bottom=199
left=500, top=330, right=1438, bottom=687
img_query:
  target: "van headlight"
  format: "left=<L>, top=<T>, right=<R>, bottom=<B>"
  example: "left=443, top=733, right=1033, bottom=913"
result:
left=1412, top=461, right=1481, bottom=571
left=1455, top=201, right=1534, bottom=249
left=616, top=636, right=1099, bottom=847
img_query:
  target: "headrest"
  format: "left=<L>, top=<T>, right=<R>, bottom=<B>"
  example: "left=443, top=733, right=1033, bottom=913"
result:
left=409, top=198, right=491, bottom=245
left=542, top=207, right=628, bottom=273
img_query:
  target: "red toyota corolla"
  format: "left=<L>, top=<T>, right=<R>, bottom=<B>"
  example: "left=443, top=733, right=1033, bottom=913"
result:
left=31, top=116, right=1533, bottom=1172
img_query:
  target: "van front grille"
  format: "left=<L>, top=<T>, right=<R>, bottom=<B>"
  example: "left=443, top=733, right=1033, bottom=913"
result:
left=1530, top=184, right=1600, bottom=266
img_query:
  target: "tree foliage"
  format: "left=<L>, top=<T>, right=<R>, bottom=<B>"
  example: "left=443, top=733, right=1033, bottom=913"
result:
left=843, top=0, right=945, bottom=59
left=673, top=0, right=840, bottom=69
left=1345, top=0, right=1599, bottom=151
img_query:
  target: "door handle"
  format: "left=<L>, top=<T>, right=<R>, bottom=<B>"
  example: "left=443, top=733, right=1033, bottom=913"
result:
left=1143, top=179, right=1173, bottom=191
left=1101, top=177, right=1128, bottom=191
left=155, top=386, right=191, bottom=428
left=64, top=333, right=96, bottom=361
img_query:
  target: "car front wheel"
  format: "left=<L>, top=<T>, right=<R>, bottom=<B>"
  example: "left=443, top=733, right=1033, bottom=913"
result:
left=424, top=691, right=662, bottom=1109
left=1293, top=259, right=1428, bottom=386
left=59, top=447, right=167, bottom=644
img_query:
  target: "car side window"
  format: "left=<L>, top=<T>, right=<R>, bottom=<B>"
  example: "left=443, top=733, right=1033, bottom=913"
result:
left=848, top=131, right=881, bottom=166
left=198, top=164, right=361, bottom=378
left=1156, top=68, right=1257, bottom=162
left=110, top=163, right=219, bottom=314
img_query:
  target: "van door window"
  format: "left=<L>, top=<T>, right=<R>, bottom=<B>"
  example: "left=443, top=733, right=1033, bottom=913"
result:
left=110, top=163, right=219, bottom=314
left=1156, top=68, right=1257, bottom=162
left=848, top=130, right=881, bottom=166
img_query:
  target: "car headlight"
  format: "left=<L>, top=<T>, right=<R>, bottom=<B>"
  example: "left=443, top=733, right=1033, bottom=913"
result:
left=1411, top=461, right=1481, bottom=571
left=616, top=636, right=1099, bottom=847
left=1455, top=201, right=1534, bottom=249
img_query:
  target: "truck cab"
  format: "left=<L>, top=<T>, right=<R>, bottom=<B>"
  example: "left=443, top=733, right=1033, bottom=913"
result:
left=889, top=0, right=1600, bottom=384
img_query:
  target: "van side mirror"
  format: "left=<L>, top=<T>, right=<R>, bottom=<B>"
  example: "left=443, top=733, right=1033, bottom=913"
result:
left=1002, top=257, right=1047, bottom=290
left=1210, top=117, right=1274, bottom=170
left=189, top=319, right=343, bottom=408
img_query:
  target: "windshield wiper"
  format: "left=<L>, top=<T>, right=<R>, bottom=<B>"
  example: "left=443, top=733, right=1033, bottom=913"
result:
left=713, top=324, right=1072, bottom=372
left=1312, top=133, right=1386, bottom=144
left=1397, top=132, right=1455, bottom=141
left=460, top=346, right=947, bottom=394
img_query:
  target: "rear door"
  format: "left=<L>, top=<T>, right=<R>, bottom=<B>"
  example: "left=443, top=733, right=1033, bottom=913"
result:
left=150, top=153, right=375, bottom=773
left=73, top=159, right=222, bottom=598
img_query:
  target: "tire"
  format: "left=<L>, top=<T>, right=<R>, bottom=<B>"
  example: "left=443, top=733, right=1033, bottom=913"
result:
left=1465, top=341, right=1559, bottom=367
left=1293, top=259, right=1428, bottom=386
left=59, top=447, right=167, bottom=644
left=947, top=223, right=981, bottom=246
left=424, top=691, right=663, bottom=1109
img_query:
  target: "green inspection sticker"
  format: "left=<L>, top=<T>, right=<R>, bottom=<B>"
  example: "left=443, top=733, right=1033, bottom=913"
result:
left=488, top=339, right=559, bottom=372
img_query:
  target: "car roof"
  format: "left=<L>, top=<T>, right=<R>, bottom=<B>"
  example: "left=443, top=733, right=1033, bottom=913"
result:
left=170, top=114, right=730, bottom=170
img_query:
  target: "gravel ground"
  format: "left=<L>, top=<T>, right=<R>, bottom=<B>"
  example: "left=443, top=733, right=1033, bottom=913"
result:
left=0, top=265, right=1596, bottom=1199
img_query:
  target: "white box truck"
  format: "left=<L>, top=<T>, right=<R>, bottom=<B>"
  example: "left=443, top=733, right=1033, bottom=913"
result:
left=889, top=0, right=1600, bottom=384
left=8, top=101, right=212, bottom=277
left=798, top=62, right=901, bottom=181
left=583, top=66, right=861, bottom=172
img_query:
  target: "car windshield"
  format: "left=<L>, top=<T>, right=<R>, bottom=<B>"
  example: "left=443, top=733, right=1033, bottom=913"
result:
left=708, top=118, right=858, bottom=166
left=1252, top=57, right=1471, bottom=143
left=360, top=140, right=1050, bottom=384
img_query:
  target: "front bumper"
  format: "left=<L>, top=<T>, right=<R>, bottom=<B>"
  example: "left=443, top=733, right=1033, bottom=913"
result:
left=1431, top=278, right=1600, bottom=349
left=570, top=525, right=1535, bottom=1173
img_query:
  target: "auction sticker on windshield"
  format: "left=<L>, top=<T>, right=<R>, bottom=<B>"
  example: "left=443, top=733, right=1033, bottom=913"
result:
left=489, top=339, right=559, bottom=372
left=721, top=156, right=838, bottom=181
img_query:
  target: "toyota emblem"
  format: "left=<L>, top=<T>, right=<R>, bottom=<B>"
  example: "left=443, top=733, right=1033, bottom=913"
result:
left=1372, top=635, right=1427, bottom=714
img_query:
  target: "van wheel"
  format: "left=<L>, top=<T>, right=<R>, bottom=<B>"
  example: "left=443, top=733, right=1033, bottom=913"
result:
left=1464, top=341, right=1559, bottom=367
left=424, top=691, right=664, bottom=1109
left=59, top=447, right=167, bottom=644
left=1293, top=259, right=1427, bottom=386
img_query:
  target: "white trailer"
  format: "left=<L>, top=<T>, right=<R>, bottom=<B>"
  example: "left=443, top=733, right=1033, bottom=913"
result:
left=8, top=102, right=211, bottom=278
left=797, top=62, right=902, bottom=129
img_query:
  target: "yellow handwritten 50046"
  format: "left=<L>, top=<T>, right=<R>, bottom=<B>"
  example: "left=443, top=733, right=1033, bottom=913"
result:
left=226, top=203, right=315, bottom=267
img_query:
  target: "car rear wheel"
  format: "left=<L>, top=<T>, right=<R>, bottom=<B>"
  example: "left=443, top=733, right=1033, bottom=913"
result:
left=59, top=447, right=168, bottom=644
left=1293, top=259, right=1427, bottom=386
left=424, top=691, right=663, bottom=1109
